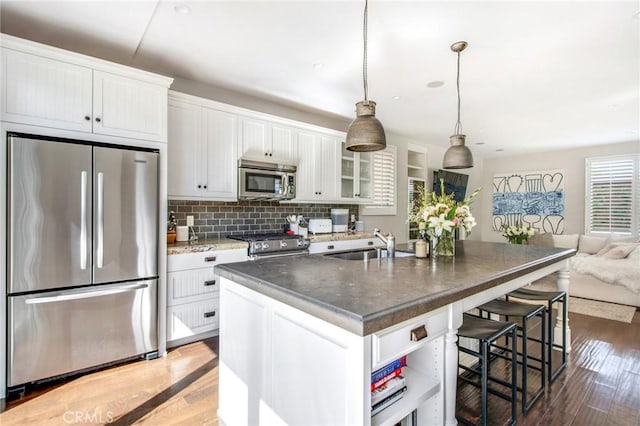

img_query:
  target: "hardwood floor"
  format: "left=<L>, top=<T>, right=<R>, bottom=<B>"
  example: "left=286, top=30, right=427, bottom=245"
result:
left=1, top=309, right=638, bottom=425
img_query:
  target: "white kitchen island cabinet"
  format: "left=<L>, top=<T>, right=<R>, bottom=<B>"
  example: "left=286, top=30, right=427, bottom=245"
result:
left=217, top=241, right=575, bottom=426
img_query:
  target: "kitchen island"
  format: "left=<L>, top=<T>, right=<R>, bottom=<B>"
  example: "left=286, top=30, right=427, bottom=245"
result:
left=216, top=241, right=575, bottom=426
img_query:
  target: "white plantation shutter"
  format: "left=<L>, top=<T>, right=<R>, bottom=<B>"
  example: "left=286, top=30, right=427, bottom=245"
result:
left=585, top=155, right=639, bottom=236
left=362, top=145, right=397, bottom=215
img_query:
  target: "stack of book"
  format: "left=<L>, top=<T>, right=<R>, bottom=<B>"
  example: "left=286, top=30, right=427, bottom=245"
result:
left=371, top=356, right=408, bottom=416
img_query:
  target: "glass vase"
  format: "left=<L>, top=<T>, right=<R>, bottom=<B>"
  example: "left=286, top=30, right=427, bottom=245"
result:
left=431, top=230, right=455, bottom=257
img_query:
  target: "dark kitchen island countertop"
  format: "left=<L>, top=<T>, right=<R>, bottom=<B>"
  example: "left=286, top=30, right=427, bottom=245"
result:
left=216, top=240, right=575, bottom=336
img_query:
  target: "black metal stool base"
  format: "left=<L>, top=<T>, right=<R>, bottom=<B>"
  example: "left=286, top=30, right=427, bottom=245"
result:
left=507, top=287, right=568, bottom=383
left=477, top=298, right=547, bottom=414
left=457, top=313, right=518, bottom=426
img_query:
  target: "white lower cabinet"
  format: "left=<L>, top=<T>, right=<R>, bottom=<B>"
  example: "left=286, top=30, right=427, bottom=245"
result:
left=166, top=248, right=246, bottom=347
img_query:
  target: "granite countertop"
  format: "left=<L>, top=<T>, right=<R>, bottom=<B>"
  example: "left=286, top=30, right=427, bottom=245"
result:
left=216, top=241, right=575, bottom=336
left=167, top=232, right=378, bottom=255
left=167, top=238, right=248, bottom=255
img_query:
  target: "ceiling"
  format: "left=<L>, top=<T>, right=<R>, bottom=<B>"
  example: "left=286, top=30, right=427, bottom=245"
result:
left=1, top=1, right=638, bottom=159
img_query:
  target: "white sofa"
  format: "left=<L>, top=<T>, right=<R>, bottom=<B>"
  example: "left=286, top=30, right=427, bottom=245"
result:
left=529, top=233, right=640, bottom=308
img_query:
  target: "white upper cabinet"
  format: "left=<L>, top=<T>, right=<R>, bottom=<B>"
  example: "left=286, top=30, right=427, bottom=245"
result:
left=0, top=36, right=172, bottom=142
left=295, top=130, right=339, bottom=202
left=340, top=141, right=372, bottom=203
left=93, top=71, right=168, bottom=142
left=1, top=49, right=93, bottom=133
left=239, top=116, right=297, bottom=164
left=202, top=108, right=238, bottom=199
left=168, top=94, right=237, bottom=201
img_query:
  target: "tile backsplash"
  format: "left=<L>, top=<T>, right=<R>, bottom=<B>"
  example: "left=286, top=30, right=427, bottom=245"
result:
left=168, top=200, right=359, bottom=240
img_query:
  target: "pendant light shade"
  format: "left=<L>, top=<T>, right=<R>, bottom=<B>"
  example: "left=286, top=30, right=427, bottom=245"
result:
left=346, top=101, right=386, bottom=152
left=443, top=134, right=473, bottom=169
left=443, top=41, right=473, bottom=169
left=346, top=0, right=386, bottom=152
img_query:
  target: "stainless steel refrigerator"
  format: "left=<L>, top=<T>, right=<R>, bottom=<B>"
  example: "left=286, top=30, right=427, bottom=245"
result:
left=7, top=133, right=159, bottom=389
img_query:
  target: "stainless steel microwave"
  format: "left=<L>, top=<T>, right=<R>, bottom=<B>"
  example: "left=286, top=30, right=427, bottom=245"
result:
left=238, top=159, right=296, bottom=201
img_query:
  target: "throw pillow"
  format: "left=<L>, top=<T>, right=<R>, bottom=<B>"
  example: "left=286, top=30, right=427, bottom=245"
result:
left=578, top=235, right=607, bottom=254
left=529, top=232, right=554, bottom=247
left=551, top=234, right=580, bottom=249
left=597, top=242, right=638, bottom=259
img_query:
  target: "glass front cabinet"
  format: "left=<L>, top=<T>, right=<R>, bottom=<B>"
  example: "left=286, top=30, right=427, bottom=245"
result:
left=341, top=141, right=372, bottom=203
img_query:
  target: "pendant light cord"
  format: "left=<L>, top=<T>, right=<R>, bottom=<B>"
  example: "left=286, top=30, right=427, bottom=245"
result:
left=363, top=0, right=369, bottom=102
left=454, top=50, right=462, bottom=135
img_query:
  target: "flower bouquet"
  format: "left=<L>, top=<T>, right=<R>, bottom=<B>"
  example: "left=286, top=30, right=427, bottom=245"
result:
left=409, top=179, right=480, bottom=257
left=501, top=224, right=535, bottom=244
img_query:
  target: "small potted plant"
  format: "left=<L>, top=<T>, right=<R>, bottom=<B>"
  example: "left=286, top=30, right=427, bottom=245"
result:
left=501, top=223, right=535, bottom=244
left=167, top=211, right=177, bottom=244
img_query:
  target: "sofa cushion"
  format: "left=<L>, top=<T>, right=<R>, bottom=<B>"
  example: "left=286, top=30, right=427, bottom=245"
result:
left=551, top=234, right=580, bottom=249
left=578, top=235, right=608, bottom=254
left=596, top=242, right=639, bottom=259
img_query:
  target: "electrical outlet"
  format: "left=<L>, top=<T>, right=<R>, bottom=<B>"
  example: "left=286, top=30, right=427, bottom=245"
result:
left=186, top=215, right=194, bottom=227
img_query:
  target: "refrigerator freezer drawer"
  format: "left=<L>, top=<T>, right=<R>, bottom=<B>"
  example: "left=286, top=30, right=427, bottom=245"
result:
left=8, top=280, right=158, bottom=387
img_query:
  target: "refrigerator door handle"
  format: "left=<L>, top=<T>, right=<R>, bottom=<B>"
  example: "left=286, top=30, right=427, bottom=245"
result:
left=80, top=171, right=88, bottom=270
left=97, top=171, right=104, bottom=269
left=24, top=283, right=150, bottom=305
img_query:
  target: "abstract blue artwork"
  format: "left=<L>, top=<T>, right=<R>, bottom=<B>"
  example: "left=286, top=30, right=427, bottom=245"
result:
left=492, top=170, right=565, bottom=234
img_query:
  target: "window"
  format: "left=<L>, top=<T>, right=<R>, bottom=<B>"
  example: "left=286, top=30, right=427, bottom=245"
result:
left=585, top=154, right=639, bottom=236
left=408, top=178, right=425, bottom=239
left=361, top=145, right=397, bottom=215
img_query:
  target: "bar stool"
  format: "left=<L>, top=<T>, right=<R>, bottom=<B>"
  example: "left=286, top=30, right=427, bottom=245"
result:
left=477, top=299, right=546, bottom=414
left=507, top=287, right=568, bottom=382
left=457, top=313, right=518, bottom=426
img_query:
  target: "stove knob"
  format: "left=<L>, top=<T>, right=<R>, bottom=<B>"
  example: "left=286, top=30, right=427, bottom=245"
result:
left=280, top=241, right=288, bottom=248
left=262, top=242, right=270, bottom=250
left=296, top=239, right=305, bottom=247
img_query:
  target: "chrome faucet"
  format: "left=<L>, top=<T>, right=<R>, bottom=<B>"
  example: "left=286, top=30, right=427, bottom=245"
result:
left=373, top=228, right=395, bottom=258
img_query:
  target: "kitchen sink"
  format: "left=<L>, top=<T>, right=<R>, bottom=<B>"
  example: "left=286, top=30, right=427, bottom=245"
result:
left=324, top=249, right=414, bottom=261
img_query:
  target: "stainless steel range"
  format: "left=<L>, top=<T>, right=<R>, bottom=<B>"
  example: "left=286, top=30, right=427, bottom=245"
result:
left=229, top=233, right=310, bottom=260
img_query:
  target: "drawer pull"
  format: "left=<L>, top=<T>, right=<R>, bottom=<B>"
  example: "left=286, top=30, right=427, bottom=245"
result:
left=204, top=280, right=216, bottom=286
left=204, top=256, right=217, bottom=263
left=204, top=311, right=216, bottom=318
left=327, top=245, right=335, bottom=250
left=410, top=325, right=428, bottom=342
left=367, top=241, right=374, bottom=246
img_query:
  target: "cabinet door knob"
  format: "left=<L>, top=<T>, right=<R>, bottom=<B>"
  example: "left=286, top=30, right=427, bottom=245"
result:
left=95, top=117, right=101, bottom=123
left=203, top=185, right=207, bottom=189
left=84, top=115, right=91, bottom=121
left=197, top=185, right=202, bottom=188
left=269, top=153, right=272, bottom=156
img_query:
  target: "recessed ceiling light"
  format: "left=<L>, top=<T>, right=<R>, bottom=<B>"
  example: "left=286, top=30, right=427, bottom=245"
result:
left=495, top=148, right=504, bottom=152
left=392, top=95, right=401, bottom=100
left=475, top=142, right=485, bottom=145
left=174, top=4, right=191, bottom=15
left=312, top=62, right=324, bottom=69
left=426, top=81, right=445, bottom=88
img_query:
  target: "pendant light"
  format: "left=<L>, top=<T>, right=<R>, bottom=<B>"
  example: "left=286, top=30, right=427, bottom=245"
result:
left=442, top=41, right=474, bottom=169
left=345, top=0, right=386, bottom=152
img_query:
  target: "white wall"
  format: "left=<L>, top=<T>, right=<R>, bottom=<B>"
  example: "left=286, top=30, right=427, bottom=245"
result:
left=480, top=141, right=639, bottom=242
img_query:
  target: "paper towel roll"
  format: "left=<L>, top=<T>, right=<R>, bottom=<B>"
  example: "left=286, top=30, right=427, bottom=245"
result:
left=176, top=226, right=189, bottom=242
